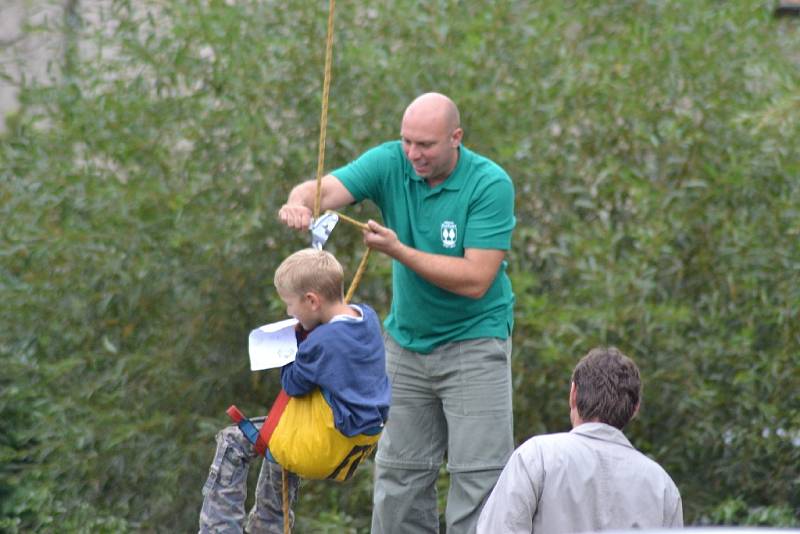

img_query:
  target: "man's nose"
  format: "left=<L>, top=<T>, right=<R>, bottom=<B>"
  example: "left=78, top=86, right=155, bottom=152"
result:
left=407, top=144, right=420, bottom=160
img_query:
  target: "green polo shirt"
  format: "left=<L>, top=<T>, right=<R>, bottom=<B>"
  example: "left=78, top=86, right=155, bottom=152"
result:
left=331, top=141, right=515, bottom=354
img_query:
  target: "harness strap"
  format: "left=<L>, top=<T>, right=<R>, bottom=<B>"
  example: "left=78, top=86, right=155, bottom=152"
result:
left=226, top=388, right=291, bottom=457
left=253, top=389, right=291, bottom=456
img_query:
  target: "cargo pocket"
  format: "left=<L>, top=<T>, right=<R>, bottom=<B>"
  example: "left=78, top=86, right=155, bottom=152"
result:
left=202, top=430, right=247, bottom=495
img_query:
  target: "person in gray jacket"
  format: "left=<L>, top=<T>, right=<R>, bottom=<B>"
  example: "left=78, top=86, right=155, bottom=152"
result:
left=477, top=347, right=683, bottom=533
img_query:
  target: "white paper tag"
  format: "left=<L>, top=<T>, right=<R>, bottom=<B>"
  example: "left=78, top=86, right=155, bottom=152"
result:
left=248, top=317, right=299, bottom=371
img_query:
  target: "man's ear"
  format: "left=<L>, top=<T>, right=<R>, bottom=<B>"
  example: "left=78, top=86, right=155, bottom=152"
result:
left=568, top=381, right=582, bottom=428
left=631, top=401, right=641, bottom=420
left=450, top=127, right=464, bottom=147
left=569, top=382, right=578, bottom=410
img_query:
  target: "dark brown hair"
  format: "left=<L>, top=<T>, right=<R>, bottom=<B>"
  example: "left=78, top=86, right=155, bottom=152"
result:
left=572, top=347, right=641, bottom=429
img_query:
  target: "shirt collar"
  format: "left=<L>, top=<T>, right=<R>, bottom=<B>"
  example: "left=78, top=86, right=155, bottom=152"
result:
left=439, top=145, right=468, bottom=191
left=329, top=304, right=364, bottom=323
left=570, top=422, right=635, bottom=449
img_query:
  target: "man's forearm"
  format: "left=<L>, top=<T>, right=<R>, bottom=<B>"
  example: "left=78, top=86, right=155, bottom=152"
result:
left=280, top=175, right=356, bottom=231
left=286, top=180, right=317, bottom=209
left=390, top=244, right=499, bottom=299
left=287, top=175, right=355, bottom=212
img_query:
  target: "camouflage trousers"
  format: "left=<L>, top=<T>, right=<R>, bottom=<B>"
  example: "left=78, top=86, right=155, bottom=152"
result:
left=199, top=418, right=300, bottom=534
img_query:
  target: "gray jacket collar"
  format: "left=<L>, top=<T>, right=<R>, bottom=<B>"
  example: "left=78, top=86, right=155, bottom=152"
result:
left=570, top=422, right=635, bottom=449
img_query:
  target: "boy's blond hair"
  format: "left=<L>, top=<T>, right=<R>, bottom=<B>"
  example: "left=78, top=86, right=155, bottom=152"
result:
left=273, top=248, right=345, bottom=302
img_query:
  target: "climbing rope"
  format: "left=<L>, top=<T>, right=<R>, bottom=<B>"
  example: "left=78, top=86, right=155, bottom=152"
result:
left=281, top=468, right=290, bottom=534
left=286, top=1, right=338, bottom=533
left=308, top=0, right=372, bottom=316
left=283, top=0, right=377, bottom=529
left=345, top=247, right=372, bottom=303
left=313, top=0, right=337, bottom=221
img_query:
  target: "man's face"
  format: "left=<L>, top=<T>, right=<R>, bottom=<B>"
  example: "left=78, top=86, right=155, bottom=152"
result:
left=400, top=115, right=461, bottom=185
left=278, top=287, right=320, bottom=331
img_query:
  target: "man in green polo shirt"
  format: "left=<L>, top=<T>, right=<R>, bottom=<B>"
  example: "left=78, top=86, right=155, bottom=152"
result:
left=279, top=92, right=515, bottom=534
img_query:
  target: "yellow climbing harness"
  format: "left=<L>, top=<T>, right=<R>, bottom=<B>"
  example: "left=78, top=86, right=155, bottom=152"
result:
left=269, top=388, right=380, bottom=482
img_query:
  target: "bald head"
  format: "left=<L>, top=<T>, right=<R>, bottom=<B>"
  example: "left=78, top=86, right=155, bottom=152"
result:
left=403, top=92, right=461, bottom=133
left=400, top=93, right=463, bottom=186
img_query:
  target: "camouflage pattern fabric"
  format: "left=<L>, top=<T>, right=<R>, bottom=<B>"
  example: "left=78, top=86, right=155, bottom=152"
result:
left=199, top=419, right=300, bottom=533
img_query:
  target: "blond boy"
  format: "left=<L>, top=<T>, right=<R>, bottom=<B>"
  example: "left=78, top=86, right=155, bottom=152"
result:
left=199, top=249, right=390, bottom=533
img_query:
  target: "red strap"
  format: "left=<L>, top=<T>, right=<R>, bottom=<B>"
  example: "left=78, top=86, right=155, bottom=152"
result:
left=253, top=389, right=291, bottom=456
left=226, top=405, right=245, bottom=424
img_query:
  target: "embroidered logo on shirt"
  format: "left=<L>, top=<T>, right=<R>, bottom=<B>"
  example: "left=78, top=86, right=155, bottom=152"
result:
left=440, top=221, right=457, bottom=248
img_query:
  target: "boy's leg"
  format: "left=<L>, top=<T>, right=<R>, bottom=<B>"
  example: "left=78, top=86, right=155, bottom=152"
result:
left=245, top=459, right=300, bottom=533
left=199, top=424, right=260, bottom=533
left=372, top=335, right=446, bottom=534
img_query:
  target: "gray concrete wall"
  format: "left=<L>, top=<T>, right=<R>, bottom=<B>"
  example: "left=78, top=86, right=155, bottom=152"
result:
left=0, top=0, right=66, bottom=134
left=0, top=0, right=145, bottom=134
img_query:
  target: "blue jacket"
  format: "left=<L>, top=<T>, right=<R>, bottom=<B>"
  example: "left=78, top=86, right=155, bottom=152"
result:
left=281, top=304, right=390, bottom=436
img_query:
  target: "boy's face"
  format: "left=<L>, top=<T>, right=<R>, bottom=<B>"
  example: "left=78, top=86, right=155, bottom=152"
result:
left=278, top=287, right=321, bottom=331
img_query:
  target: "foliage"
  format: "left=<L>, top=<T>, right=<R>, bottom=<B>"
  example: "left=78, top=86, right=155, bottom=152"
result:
left=1, top=0, right=799, bottom=531
left=706, top=498, right=800, bottom=527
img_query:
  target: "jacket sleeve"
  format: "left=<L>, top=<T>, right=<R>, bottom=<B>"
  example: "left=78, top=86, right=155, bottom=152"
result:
left=665, top=486, right=684, bottom=527
left=280, top=340, right=324, bottom=396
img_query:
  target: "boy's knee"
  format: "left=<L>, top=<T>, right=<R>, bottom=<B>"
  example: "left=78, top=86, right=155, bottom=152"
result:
left=209, top=426, right=256, bottom=478
left=216, top=424, right=240, bottom=440
left=217, top=425, right=252, bottom=451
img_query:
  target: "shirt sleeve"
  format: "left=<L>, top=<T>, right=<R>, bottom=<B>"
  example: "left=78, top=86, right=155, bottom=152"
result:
left=464, top=174, right=515, bottom=250
left=476, top=443, right=541, bottom=534
left=331, top=143, right=397, bottom=206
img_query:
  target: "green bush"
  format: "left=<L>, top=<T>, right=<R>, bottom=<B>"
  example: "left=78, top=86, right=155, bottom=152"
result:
left=1, top=0, right=798, bottom=531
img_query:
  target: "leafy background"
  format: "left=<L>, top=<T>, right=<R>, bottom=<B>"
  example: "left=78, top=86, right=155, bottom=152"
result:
left=1, top=0, right=798, bottom=531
